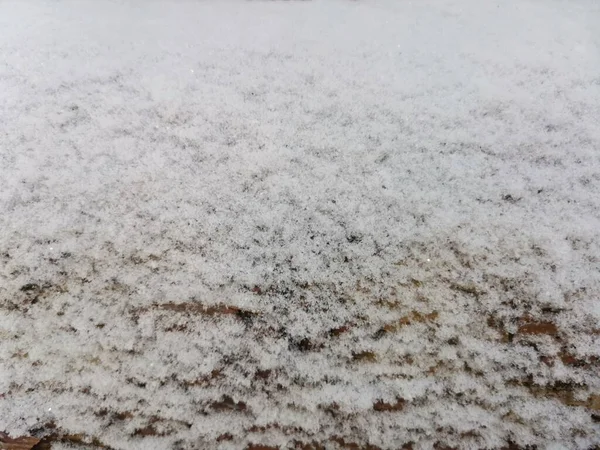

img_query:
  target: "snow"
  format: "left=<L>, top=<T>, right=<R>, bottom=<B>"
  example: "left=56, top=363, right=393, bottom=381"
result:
left=1, top=0, right=600, bottom=449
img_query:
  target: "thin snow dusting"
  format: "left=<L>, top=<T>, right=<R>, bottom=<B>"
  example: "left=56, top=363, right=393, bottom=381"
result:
left=1, top=1, right=599, bottom=449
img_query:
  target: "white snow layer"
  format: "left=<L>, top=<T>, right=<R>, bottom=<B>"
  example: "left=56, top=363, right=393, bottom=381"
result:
left=1, top=1, right=599, bottom=449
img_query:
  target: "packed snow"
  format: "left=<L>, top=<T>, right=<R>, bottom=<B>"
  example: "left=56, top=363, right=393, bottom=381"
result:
left=1, top=1, right=599, bottom=449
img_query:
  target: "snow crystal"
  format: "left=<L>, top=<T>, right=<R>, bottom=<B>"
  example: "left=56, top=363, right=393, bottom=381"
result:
left=1, top=0, right=599, bottom=449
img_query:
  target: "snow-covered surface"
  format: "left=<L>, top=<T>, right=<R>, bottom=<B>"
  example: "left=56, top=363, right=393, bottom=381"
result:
left=1, top=1, right=600, bottom=449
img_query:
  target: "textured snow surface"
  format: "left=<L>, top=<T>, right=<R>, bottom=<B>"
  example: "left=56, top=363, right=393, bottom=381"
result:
left=1, top=1, right=600, bottom=449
